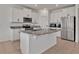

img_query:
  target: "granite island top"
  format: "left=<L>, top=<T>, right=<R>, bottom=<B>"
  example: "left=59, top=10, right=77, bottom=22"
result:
left=20, top=29, right=61, bottom=35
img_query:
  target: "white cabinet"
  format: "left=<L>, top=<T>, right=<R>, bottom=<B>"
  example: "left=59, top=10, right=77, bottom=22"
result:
left=10, top=7, right=32, bottom=41
left=23, top=8, right=32, bottom=18
left=20, top=31, right=61, bottom=54
left=20, top=33, right=30, bottom=53
left=32, top=11, right=39, bottom=23
left=12, top=7, right=23, bottom=22
left=38, top=10, right=49, bottom=29
left=11, top=29, right=20, bottom=41
left=11, top=7, right=32, bottom=22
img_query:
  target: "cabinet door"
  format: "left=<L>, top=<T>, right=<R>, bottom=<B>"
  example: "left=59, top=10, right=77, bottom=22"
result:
left=12, top=8, right=19, bottom=22
left=23, top=8, right=32, bottom=18
left=13, top=29, right=20, bottom=40
left=19, top=9, right=23, bottom=22
left=12, top=8, right=23, bottom=22
left=32, top=12, right=39, bottom=23
left=20, top=33, right=30, bottom=53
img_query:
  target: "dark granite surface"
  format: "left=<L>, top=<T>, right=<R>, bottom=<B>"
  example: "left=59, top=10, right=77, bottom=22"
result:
left=21, top=29, right=61, bottom=35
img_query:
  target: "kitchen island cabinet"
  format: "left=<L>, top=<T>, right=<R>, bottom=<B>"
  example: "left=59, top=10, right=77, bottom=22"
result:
left=20, top=29, right=61, bottom=54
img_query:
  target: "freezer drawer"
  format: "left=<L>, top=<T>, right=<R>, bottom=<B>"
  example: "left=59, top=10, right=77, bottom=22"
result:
left=67, top=30, right=74, bottom=41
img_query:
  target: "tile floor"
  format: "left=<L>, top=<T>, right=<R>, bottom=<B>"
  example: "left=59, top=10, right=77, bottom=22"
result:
left=0, top=38, right=79, bottom=54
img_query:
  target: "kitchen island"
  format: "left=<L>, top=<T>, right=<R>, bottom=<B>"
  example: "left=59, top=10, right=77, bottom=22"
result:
left=20, top=29, right=61, bottom=54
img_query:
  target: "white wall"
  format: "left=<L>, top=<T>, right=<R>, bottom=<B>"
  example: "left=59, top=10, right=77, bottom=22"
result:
left=0, top=5, right=12, bottom=42
left=75, top=4, right=79, bottom=43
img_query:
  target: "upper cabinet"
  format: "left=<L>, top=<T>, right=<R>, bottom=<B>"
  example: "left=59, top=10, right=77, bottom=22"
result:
left=11, top=7, right=32, bottom=23
left=32, top=11, right=39, bottom=24
left=12, top=7, right=23, bottom=22
left=38, top=9, right=49, bottom=29
left=50, top=6, right=75, bottom=23
left=23, top=8, right=32, bottom=18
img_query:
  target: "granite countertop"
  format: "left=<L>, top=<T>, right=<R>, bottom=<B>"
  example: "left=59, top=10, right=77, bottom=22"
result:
left=21, top=29, right=61, bottom=35
left=10, top=26, right=23, bottom=29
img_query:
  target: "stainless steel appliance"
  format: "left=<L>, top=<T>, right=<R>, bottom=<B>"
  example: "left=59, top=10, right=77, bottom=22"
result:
left=49, top=23, right=56, bottom=27
left=61, top=16, right=76, bottom=42
left=23, top=17, right=32, bottom=23
left=22, top=24, right=32, bottom=30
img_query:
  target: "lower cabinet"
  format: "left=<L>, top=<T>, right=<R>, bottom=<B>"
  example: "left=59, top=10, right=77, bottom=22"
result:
left=11, top=29, right=20, bottom=41
left=20, top=33, right=30, bottom=53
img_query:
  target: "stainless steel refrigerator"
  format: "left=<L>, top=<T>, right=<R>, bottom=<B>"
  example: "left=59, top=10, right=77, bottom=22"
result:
left=61, top=16, right=76, bottom=42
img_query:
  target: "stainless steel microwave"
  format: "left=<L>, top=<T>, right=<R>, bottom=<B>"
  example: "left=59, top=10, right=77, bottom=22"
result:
left=23, top=17, right=32, bottom=23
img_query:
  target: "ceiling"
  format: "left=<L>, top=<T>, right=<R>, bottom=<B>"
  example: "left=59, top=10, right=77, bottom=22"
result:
left=22, top=4, right=75, bottom=10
